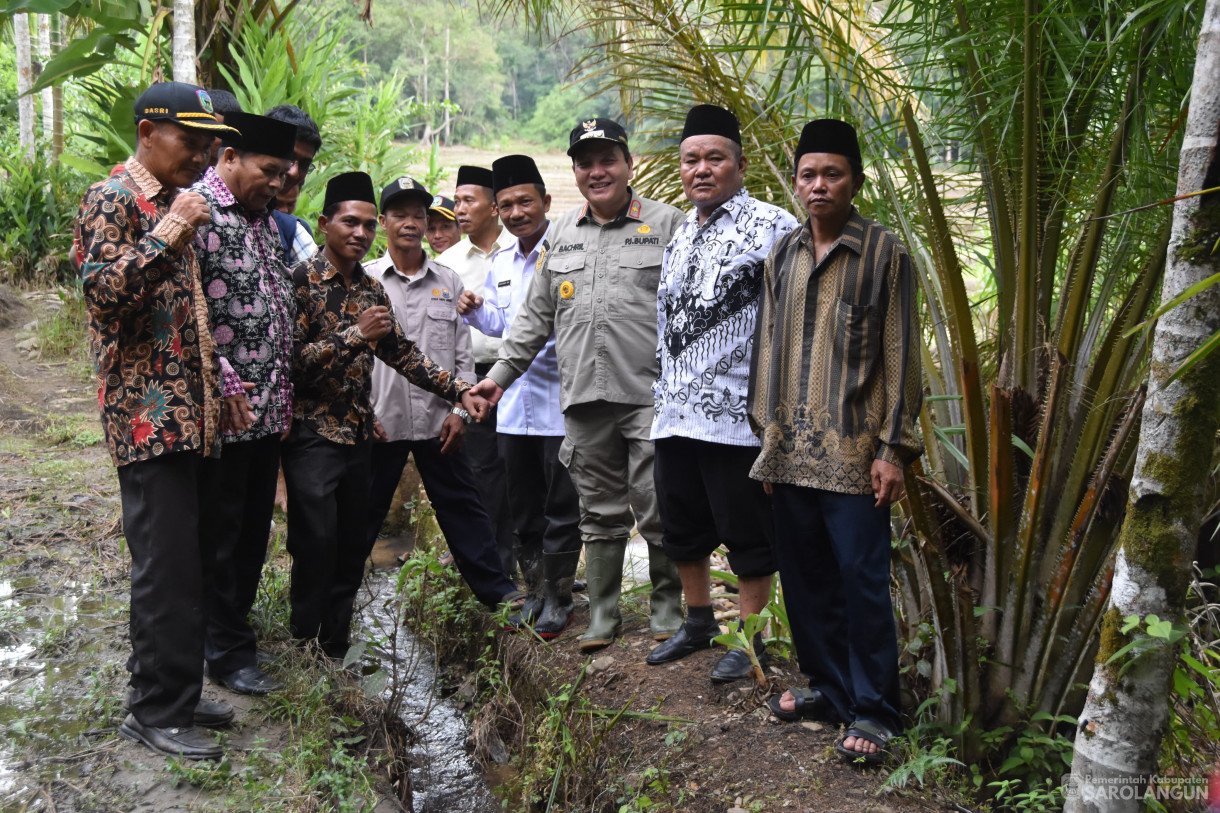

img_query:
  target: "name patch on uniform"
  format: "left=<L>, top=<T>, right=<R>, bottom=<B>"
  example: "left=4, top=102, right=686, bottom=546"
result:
left=497, top=279, right=512, bottom=288
left=623, top=236, right=660, bottom=246
left=559, top=281, right=575, bottom=300
left=555, top=243, right=584, bottom=253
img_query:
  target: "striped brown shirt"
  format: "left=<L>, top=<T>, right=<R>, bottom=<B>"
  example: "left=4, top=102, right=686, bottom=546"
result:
left=747, top=208, right=923, bottom=493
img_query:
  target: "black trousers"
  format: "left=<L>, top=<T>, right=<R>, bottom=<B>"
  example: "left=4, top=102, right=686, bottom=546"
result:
left=202, top=433, right=281, bottom=676
left=498, top=433, right=581, bottom=559
left=117, top=451, right=217, bottom=728
left=365, top=437, right=516, bottom=606
left=771, top=484, right=902, bottom=733
left=464, top=405, right=515, bottom=576
left=281, top=422, right=372, bottom=658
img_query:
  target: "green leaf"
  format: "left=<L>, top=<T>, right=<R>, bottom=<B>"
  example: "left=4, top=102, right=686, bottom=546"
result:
left=2, top=0, right=81, bottom=13
left=59, top=153, right=109, bottom=177
left=29, top=29, right=117, bottom=93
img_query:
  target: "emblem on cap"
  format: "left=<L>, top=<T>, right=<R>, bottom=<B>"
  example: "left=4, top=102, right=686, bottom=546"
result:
left=582, top=120, right=597, bottom=131
left=432, top=195, right=443, bottom=206
left=559, top=280, right=575, bottom=300
left=399, top=177, right=412, bottom=188
left=196, top=89, right=214, bottom=114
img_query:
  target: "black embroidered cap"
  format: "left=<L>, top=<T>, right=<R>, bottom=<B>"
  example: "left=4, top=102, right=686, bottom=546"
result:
left=681, top=104, right=741, bottom=145
left=219, top=111, right=297, bottom=159
left=455, top=165, right=494, bottom=189
left=793, top=119, right=862, bottom=172
left=379, top=176, right=432, bottom=213
left=323, top=171, right=377, bottom=211
left=492, top=154, right=545, bottom=194
left=429, top=195, right=456, bottom=220
left=134, top=82, right=238, bottom=134
left=566, top=117, right=629, bottom=156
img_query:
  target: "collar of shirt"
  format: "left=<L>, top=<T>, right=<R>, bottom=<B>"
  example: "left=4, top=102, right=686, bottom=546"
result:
left=577, top=187, right=644, bottom=226
left=312, top=250, right=366, bottom=284
left=370, top=251, right=439, bottom=285
left=124, top=157, right=165, bottom=202
left=202, top=166, right=238, bottom=208
left=798, top=206, right=866, bottom=259
left=511, top=221, right=553, bottom=264
left=457, top=228, right=511, bottom=260
left=686, top=186, right=750, bottom=232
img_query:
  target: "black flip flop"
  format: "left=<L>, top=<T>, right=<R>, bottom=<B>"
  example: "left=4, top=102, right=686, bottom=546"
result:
left=835, top=718, right=895, bottom=766
left=766, top=687, right=827, bottom=722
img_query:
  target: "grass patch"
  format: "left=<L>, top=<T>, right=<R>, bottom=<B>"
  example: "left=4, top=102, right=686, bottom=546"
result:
left=33, top=286, right=87, bottom=360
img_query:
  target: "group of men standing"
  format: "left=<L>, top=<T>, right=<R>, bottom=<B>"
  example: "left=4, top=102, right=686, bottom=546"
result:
left=75, top=78, right=921, bottom=768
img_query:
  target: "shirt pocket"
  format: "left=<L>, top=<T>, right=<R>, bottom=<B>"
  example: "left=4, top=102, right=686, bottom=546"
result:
left=425, top=303, right=457, bottom=351
left=549, top=252, right=591, bottom=325
left=832, top=298, right=879, bottom=381
left=612, top=245, right=664, bottom=321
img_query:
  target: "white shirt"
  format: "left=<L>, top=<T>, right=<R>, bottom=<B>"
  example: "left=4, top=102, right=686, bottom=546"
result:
left=437, top=228, right=511, bottom=366
left=463, top=223, right=564, bottom=436
left=652, top=188, right=800, bottom=446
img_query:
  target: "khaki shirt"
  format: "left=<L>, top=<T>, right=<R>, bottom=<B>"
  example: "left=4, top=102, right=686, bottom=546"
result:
left=489, top=191, right=684, bottom=411
left=437, top=229, right=511, bottom=366
left=366, top=253, right=475, bottom=441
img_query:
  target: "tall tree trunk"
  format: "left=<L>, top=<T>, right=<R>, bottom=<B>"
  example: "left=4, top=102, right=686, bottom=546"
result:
left=51, top=14, right=63, bottom=159
left=15, top=13, right=35, bottom=160
left=441, top=24, right=451, bottom=146
left=37, top=14, right=52, bottom=142
left=1064, top=0, right=1220, bottom=810
left=172, top=0, right=198, bottom=84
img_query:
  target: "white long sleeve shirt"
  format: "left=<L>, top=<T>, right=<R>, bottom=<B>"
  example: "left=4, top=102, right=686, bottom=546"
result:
left=463, top=223, right=564, bottom=436
left=437, top=229, right=511, bottom=366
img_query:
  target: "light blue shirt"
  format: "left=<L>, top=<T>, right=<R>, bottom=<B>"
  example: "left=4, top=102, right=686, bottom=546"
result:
left=464, top=222, right=564, bottom=436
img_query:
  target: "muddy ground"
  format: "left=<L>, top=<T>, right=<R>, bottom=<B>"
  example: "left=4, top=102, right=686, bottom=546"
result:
left=0, top=289, right=948, bottom=812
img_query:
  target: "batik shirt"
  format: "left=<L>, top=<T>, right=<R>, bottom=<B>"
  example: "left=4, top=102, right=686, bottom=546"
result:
left=75, top=157, right=222, bottom=467
left=194, top=167, right=295, bottom=441
left=747, top=209, right=923, bottom=493
left=652, top=188, right=799, bottom=447
left=291, top=251, right=470, bottom=445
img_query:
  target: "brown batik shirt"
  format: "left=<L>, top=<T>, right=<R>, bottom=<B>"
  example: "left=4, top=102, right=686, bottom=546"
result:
left=747, top=208, right=923, bottom=493
left=290, top=250, right=470, bottom=445
left=75, top=157, right=223, bottom=467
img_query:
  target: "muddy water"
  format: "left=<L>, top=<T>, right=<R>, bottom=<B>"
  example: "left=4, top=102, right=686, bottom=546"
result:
left=358, top=574, right=498, bottom=813
left=0, top=568, right=116, bottom=801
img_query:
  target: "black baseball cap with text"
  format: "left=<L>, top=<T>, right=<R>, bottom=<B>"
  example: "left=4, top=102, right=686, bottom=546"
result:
left=134, top=82, right=238, bottom=134
left=380, top=176, right=433, bottom=213
left=567, top=117, right=629, bottom=156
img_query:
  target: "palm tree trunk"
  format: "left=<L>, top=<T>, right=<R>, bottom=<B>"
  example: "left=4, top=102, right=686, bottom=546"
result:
left=37, top=14, right=52, bottom=142
left=173, top=0, right=198, bottom=83
left=15, top=12, right=35, bottom=160
left=1064, top=0, right=1220, bottom=809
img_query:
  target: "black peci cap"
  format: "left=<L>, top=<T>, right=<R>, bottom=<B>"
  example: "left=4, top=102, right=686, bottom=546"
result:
left=220, top=112, right=297, bottom=159
left=134, top=82, right=238, bottom=134
left=455, top=166, right=494, bottom=189
left=323, top=171, right=377, bottom=211
left=681, top=104, right=741, bottom=145
left=793, top=119, right=862, bottom=172
left=566, top=117, right=629, bottom=156
left=491, top=155, right=545, bottom=194
left=379, top=176, right=432, bottom=213
left=428, top=195, right=456, bottom=220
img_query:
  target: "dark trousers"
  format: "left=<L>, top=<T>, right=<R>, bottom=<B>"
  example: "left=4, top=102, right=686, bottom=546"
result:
left=464, top=405, right=515, bottom=576
left=771, top=484, right=902, bottom=733
left=281, top=422, right=372, bottom=658
left=202, top=433, right=281, bottom=676
left=498, top=433, right=581, bottom=559
left=117, top=451, right=216, bottom=728
left=365, top=437, right=516, bottom=606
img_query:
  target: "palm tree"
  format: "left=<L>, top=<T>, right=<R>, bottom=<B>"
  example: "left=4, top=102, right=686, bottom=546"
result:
left=494, top=0, right=1202, bottom=777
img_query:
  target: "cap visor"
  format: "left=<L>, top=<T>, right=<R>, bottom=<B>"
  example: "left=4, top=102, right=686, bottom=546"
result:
left=176, top=120, right=241, bottom=134
left=429, top=207, right=456, bottom=220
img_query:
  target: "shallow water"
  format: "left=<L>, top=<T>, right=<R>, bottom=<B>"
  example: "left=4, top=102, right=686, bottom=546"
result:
left=358, top=574, right=498, bottom=813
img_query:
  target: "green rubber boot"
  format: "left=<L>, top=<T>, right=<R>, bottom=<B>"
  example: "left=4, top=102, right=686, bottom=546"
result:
left=579, top=540, right=626, bottom=651
left=647, top=544, right=684, bottom=641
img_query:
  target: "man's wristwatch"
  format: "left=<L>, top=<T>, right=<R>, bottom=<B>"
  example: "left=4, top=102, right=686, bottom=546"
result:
left=451, top=406, right=472, bottom=424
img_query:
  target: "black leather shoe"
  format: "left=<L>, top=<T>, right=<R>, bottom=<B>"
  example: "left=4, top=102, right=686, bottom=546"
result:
left=193, top=698, right=235, bottom=727
left=119, top=714, right=222, bottom=760
left=710, top=646, right=770, bottom=683
left=215, top=665, right=283, bottom=696
left=646, top=624, right=714, bottom=665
